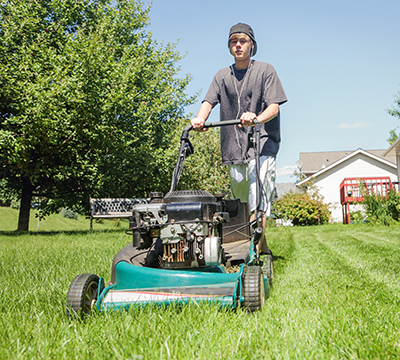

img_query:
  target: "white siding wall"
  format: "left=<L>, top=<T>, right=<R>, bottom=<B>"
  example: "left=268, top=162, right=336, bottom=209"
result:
left=309, top=154, right=397, bottom=222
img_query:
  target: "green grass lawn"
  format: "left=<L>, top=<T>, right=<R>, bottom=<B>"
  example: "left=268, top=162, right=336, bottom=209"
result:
left=0, top=208, right=399, bottom=359
left=0, top=206, right=128, bottom=232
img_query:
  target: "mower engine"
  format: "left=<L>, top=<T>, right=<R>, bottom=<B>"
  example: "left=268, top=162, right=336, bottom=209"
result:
left=130, top=190, right=229, bottom=269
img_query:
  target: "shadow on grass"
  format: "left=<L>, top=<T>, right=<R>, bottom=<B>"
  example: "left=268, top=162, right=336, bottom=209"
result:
left=0, top=228, right=128, bottom=237
left=272, top=254, right=285, bottom=261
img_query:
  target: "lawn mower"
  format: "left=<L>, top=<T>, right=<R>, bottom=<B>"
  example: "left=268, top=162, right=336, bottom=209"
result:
left=66, top=119, right=274, bottom=318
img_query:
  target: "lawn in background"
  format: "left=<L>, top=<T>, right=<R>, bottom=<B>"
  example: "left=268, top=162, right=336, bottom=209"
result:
left=0, top=208, right=399, bottom=359
left=0, top=206, right=126, bottom=232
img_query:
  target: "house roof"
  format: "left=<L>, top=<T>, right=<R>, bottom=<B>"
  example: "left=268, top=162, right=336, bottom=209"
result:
left=297, top=148, right=397, bottom=187
left=299, top=149, right=396, bottom=175
left=275, top=182, right=298, bottom=198
left=383, top=137, right=400, bottom=157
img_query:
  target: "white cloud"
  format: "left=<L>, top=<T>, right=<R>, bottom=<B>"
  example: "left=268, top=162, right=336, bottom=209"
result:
left=277, top=165, right=295, bottom=177
left=338, top=122, right=368, bottom=129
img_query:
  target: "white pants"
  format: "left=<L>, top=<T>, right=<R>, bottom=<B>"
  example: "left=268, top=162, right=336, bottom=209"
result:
left=228, top=156, right=276, bottom=215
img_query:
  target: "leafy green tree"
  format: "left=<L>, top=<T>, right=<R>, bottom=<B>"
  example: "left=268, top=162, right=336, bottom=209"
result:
left=0, top=0, right=195, bottom=230
left=387, top=128, right=399, bottom=145
left=387, top=90, right=400, bottom=144
left=178, top=128, right=230, bottom=195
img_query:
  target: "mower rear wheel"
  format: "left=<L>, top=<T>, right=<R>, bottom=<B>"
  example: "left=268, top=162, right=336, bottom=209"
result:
left=66, top=273, right=99, bottom=319
left=242, top=266, right=265, bottom=312
left=261, top=254, right=274, bottom=288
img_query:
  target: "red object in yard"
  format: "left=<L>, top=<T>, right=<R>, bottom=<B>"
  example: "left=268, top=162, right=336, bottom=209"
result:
left=340, top=177, right=394, bottom=224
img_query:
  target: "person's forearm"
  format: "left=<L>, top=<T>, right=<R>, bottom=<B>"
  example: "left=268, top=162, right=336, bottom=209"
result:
left=256, top=103, right=279, bottom=124
left=196, top=101, right=213, bottom=121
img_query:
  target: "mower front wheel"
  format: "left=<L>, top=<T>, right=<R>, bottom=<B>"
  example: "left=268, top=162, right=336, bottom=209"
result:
left=242, top=266, right=265, bottom=312
left=66, top=273, right=99, bottom=319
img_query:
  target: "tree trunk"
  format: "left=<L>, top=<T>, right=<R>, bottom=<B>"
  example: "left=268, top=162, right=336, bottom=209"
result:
left=17, top=178, right=34, bottom=231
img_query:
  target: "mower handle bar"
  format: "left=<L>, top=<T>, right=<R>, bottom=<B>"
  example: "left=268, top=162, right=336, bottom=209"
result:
left=184, top=118, right=260, bottom=132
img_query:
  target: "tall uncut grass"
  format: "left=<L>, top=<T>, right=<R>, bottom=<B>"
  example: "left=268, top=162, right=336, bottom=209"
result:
left=1, top=209, right=400, bottom=359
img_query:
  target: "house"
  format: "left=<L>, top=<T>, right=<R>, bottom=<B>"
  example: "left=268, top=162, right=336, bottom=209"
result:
left=296, top=149, right=397, bottom=222
left=275, top=182, right=298, bottom=199
left=383, top=137, right=400, bottom=181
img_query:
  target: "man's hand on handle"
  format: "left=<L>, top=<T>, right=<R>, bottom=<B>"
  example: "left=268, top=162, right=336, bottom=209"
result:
left=239, top=112, right=258, bottom=127
left=190, top=117, right=208, bottom=131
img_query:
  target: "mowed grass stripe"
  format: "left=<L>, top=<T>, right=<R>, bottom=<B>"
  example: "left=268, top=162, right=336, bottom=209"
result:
left=264, top=229, right=359, bottom=358
left=360, top=230, right=400, bottom=245
left=267, top=227, right=296, bottom=275
left=311, top=231, right=400, bottom=358
left=314, top=229, right=400, bottom=295
left=343, top=226, right=400, bottom=248
left=268, top=228, right=400, bottom=358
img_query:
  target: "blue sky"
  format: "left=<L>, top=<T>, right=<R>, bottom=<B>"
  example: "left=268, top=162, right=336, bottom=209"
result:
left=144, top=0, right=400, bottom=183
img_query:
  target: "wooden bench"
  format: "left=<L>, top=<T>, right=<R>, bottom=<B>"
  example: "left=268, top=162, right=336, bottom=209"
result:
left=89, top=198, right=148, bottom=230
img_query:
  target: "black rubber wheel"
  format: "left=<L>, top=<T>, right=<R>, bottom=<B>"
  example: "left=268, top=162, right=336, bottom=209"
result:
left=66, top=273, right=99, bottom=319
left=243, top=266, right=265, bottom=312
left=260, top=254, right=274, bottom=288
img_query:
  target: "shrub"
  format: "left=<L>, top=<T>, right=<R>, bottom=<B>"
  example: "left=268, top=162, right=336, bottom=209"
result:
left=350, top=209, right=366, bottom=224
left=274, top=192, right=331, bottom=226
left=60, top=207, right=78, bottom=220
left=361, top=187, right=400, bottom=226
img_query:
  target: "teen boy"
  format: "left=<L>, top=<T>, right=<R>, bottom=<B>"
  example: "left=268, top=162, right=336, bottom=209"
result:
left=191, top=23, right=287, bottom=254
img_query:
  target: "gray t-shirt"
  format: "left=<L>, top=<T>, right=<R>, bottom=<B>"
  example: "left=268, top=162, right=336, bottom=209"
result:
left=203, top=61, right=287, bottom=165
